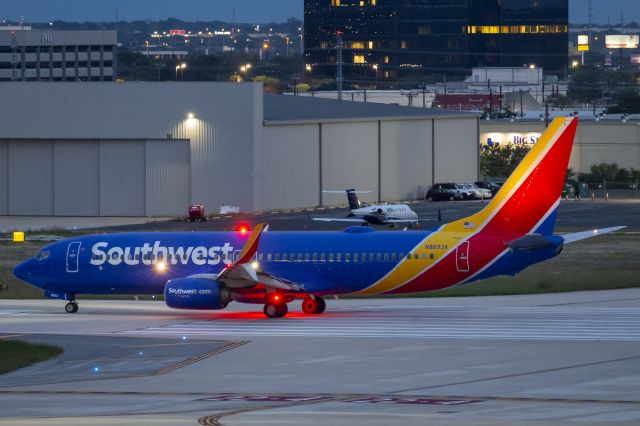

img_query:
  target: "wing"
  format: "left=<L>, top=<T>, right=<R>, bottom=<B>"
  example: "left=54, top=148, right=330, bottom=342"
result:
left=559, top=226, right=626, bottom=244
left=312, top=217, right=367, bottom=222
left=206, top=223, right=304, bottom=292
left=386, top=218, right=437, bottom=223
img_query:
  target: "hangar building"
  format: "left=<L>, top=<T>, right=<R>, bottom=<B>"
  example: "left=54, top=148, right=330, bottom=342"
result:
left=480, top=120, right=640, bottom=175
left=0, top=82, right=479, bottom=217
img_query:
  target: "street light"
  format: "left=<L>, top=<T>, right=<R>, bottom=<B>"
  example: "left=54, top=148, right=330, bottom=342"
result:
left=305, top=64, right=312, bottom=72
left=572, top=60, right=579, bottom=69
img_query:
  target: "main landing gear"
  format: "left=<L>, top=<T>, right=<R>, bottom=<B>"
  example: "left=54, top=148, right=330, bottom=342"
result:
left=65, top=301, right=78, bottom=313
left=64, top=294, right=78, bottom=313
left=301, top=296, right=326, bottom=315
left=262, top=296, right=326, bottom=318
left=263, top=301, right=288, bottom=319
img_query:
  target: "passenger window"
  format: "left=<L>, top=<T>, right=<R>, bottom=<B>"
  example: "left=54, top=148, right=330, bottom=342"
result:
left=354, top=253, right=359, bottom=262
left=422, top=253, right=427, bottom=260
left=430, top=253, right=435, bottom=259
left=321, top=253, right=326, bottom=261
left=267, top=253, right=273, bottom=261
left=414, top=253, right=419, bottom=260
left=258, top=253, right=263, bottom=262
left=362, top=253, right=367, bottom=262
left=305, top=253, right=310, bottom=261
left=407, top=253, right=412, bottom=260
left=329, top=253, right=334, bottom=262
left=275, top=253, right=280, bottom=261
left=345, top=253, right=351, bottom=262
left=337, top=253, right=342, bottom=262
left=369, top=253, right=375, bottom=262
left=376, top=253, right=382, bottom=261
left=391, top=253, right=397, bottom=261
left=290, top=253, right=295, bottom=261
left=312, top=253, right=318, bottom=261
left=383, top=253, right=389, bottom=261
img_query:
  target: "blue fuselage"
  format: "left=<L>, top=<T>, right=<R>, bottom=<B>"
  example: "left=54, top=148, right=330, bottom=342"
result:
left=14, top=227, right=562, bottom=297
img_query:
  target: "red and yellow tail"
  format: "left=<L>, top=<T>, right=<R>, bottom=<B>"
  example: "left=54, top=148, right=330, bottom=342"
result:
left=356, top=116, right=578, bottom=295
left=452, top=116, right=578, bottom=237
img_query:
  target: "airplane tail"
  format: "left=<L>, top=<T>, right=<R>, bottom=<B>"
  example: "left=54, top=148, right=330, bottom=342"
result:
left=345, top=189, right=362, bottom=210
left=453, top=116, right=578, bottom=237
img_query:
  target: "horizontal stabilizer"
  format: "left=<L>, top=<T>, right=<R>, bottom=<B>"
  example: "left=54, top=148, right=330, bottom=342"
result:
left=560, top=226, right=626, bottom=244
left=322, top=189, right=372, bottom=194
left=506, top=233, right=555, bottom=250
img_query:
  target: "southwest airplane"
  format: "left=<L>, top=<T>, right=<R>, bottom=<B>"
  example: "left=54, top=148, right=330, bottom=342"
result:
left=312, top=189, right=427, bottom=226
left=14, top=117, right=623, bottom=318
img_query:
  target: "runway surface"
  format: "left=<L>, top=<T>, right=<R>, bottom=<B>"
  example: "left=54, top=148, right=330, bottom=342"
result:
left=1, top=289, right=640, bottom=425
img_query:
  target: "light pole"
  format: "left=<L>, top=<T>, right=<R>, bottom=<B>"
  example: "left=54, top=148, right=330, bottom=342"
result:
left=372, top=64, right=378, bottom=88
left=176, top=63, right=187, bottom=80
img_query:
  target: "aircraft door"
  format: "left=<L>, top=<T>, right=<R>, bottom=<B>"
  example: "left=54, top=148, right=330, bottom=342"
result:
left=455, top=241, right=470, bottom=272
left=66, top=242, right=82, bottom=273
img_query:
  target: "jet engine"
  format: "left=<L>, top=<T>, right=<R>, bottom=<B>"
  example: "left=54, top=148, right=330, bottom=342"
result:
left=164, top=278, right=231, bottom=310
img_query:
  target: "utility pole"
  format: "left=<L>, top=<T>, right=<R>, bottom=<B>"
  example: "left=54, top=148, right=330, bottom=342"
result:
left=520, top=89, right=524, bottom=117
left=10, top=30, right=17, bottom=81
left=336, top=31, right=344, bottom=101
left=589, top=0, right=593, bottom=40
left=487, top=79, right=492, bottom=118
left=418, top=82, right=427, bottom=108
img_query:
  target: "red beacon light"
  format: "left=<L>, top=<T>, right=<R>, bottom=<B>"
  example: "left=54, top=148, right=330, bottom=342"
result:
left=237, top=225, right=250, bottom=235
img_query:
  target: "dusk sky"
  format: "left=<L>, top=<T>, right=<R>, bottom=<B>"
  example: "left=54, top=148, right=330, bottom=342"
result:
left=0, top=0, right=637, bottom=25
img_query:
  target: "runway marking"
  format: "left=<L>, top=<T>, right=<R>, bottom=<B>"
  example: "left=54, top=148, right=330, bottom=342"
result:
left=120, top=341, right=228, bottom=349
left=0, top=390, right=638, bottom=406
left=119, top=306, right=640, bottom=341
left=392, top=353, right=640, bottom=394
left=0, top=333, right=26, bottom=339
left=152, top=340, right=248, bottom=376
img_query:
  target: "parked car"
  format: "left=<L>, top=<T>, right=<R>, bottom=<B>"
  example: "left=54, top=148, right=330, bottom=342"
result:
left=464, top=183, right=493, bottom=199
left=426, top=184, right=465, bottom=201
left=474, top=181, right=502, bottom=197
left=452, top=183, right=477, bottom=199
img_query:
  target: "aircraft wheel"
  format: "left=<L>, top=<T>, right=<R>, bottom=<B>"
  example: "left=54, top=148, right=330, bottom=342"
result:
left=302, top=297, right=319, bottom=314
left=449, top=196, right=455, bottom=201
left=315, top=296, right=326, bottom=314
left=264, top=302, right=288, bottom=318
left=65, top=302, right=78, bottom=314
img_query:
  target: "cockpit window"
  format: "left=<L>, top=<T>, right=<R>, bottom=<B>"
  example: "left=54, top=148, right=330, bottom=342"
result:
left=35, top=250, right=50, bottom=260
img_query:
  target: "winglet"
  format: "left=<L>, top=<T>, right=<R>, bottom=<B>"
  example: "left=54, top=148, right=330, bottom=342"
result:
left=235, top=223, right=268, bottom=264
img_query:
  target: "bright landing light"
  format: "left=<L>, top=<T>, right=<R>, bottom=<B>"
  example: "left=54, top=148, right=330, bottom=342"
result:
left=156, top=262, right=167, bottom=272
left=251, top=261, right=259, bottom=270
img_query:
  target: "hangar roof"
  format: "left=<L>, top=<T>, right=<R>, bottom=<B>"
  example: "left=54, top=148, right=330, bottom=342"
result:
left=263, top=94, right=480, bottom=125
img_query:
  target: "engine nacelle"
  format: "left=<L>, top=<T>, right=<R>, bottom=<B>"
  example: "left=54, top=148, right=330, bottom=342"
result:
left=164, top=278, right=231, bottom=310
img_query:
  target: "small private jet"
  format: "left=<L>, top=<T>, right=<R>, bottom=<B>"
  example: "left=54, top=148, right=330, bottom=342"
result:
left=312, top=189, right=428, bottom=227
